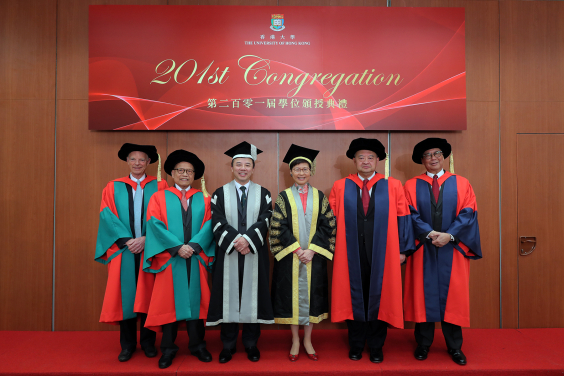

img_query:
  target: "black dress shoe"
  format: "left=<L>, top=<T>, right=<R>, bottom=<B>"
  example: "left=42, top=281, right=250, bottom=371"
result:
left=349, top=350, right=362, bottom=361
left=192, top=348, right=212, bottom=362
left=219, top=348, right=236, bottom=363
left=158, top=353, right=175, bottom=369
left=245, top=346, right=260, bottom=362
left=370, top=348, right=384, bottom=363
left=414, top=345, right=429, bottom=360
left=143, top=346, right=158, bottom=358
left=118, top=349, right=134, bottom=362
left=448, top=348, right=467, bottom=365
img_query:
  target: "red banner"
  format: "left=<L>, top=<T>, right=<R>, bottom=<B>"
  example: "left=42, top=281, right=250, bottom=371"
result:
left=89, top=5, right=466, bottom=131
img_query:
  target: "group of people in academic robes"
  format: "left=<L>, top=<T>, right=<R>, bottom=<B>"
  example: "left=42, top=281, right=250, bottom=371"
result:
left=95, top=137, right=481, bottom=369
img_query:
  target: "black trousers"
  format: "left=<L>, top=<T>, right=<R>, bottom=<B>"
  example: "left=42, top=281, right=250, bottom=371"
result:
left=414, top=321, right=463, bottom=350
left=220, top=323, right=261, bottom=349
left=346, top=239, right=387, bottom=351
left=346, top=319, right=388, bottom=351
left=160, top=319, right=206, bottom=356
left=119, top=313, right=156, bottom=351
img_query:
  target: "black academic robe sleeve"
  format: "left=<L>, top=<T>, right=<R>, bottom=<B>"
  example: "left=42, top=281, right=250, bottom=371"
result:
left=242, top=187, right=273, bottom=254
left=211, top=186, right=241, bottom=255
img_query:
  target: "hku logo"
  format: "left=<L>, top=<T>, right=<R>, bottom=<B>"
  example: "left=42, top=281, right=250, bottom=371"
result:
left=270, top=14, right=285, bottom=31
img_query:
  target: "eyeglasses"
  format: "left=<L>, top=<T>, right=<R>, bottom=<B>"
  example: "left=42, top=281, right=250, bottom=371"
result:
left=292, top=168, right=311, bottom=174
left=356, top=156, right=376, bottom=162
left=173, top=168, right=195, bottom=175
left=422, top=151, right=443, bottom=160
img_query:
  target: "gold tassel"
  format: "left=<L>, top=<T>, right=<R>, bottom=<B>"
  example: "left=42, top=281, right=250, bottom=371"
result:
left=449, top=152, right=455, bottom=174
left=311, top=160, right=316, bottom=176
left=157, top=153, right=162, bottom=182
left=200, top=175, right=210, bottom=197
left=385, top=153, right=389, bottom=180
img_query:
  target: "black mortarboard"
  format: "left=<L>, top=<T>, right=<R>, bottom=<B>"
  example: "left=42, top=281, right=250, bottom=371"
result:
left=118, top=143, right=158, bottom=164
left=164, top=149, right=205, bottom=179
left=411, top=138, right=451, bottom=164
left=346, top=138, right=386, bottom=160
left=282, top=144, right=319, bottom=166
left=224, top=141, right=263, bottom=160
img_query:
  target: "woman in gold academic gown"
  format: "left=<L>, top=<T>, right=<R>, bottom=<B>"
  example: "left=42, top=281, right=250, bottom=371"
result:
left=269, top=144, right=336, bottom=361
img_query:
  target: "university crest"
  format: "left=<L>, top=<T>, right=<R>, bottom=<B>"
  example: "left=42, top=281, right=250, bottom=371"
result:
left=270, top=14, right=285, bottom=31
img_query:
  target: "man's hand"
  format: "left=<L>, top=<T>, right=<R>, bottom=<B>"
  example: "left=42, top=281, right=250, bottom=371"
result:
left=126, top=236, right=145, bottom=254
left=432, top=233, right=451, bottom=247
left=399, top=253, right=406, bottom=264
left=234, top=237, right=250, bottom=252
left=299, top=249, right=315, bottom=264
left=427, top=231, right=440, bottom=240
left=240, top=246, right=251, bottom=255
left=178, top=244, right=194, bottom=259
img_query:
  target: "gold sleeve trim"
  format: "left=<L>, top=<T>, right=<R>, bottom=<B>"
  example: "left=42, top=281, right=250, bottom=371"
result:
left=275, top=194, right=287, bottom=217
left=271, top=244, right=283, bottom=253
left=321, top=194, right=329, bottom=215
left=270, top=220, right=281, bottom=228
left=310, top=243, right=334, bottom=260
left=274, top=241, right=299, bottom=261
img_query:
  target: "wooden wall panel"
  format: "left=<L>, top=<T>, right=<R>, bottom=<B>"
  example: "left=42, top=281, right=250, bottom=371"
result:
left=499, top=101, right=564, bottom=329
left=0, top=0, right=56, bottom=331
left=502, top=99, right=564, bottom=134
left=54, top=100, right=167, bottom=330
left=500, top=0, right=564, bottom=102
left=0, top=100, right=55, bottom=330
left=0, top=0, right=57, bottom=100
left=500, top=0, right=564, bottom=328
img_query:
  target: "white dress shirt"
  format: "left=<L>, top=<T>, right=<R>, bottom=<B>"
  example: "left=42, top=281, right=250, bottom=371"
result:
left=358, top=172, right=376, bottom=198
left=234, top=180, right=251, bottom=199
left=175, top=184, right=192, bottom=208
left=130, top=174, right=146, bottom=199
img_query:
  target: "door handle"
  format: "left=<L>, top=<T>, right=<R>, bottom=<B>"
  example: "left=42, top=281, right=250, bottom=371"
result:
left=520, top=236, right=536, bottom=256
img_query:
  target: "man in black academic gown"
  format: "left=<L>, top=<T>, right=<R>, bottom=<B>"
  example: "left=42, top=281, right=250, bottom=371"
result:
left=206, top=141, right=274, bottom=363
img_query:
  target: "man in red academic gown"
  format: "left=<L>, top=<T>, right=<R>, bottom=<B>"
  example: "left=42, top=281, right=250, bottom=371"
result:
left=403, top=138, right=482, bottom=366
left=329, top=138, right=414, bottom=363
left=142, top=150, right=215, bottom=369
left=95, top=143, right=168, bottom=362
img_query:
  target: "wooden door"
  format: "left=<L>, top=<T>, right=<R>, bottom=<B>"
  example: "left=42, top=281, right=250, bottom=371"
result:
left=517, top=134, right=564, bottom=328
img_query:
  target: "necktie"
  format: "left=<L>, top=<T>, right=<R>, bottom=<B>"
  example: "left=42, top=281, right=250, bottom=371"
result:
left=181, top=189, right=188, bottom=211
left=240, top=186, right=247, bottom=211
left=362, top=179, right=370, bottom=215
left=133, top=180, right=142, bottom=238
left=432, top=175, right=440, bottom=203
